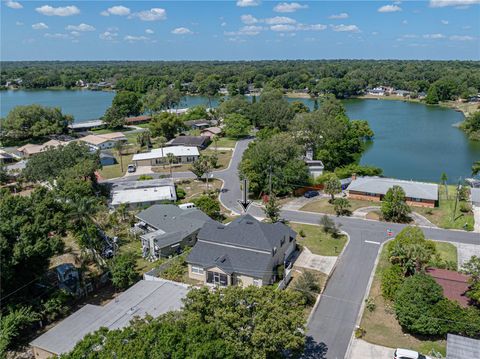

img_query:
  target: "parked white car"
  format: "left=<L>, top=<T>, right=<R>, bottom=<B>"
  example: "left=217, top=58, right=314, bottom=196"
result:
left=394, top=348, right=432, bottom=359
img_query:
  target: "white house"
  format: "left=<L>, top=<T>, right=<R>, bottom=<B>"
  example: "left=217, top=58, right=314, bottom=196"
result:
left=110, top=179, right=177, bottom=208
left=132, top=146, right=200, bottom=167
left=78, top=132, right=127, bottom=150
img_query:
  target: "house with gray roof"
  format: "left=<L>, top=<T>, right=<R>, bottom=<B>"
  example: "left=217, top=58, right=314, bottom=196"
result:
left=135, top=204, right=212, bottom=259
left=30, top=279, right=188, bottom=359
left=347, top=176, right=438, bottom=208
left=187, top=215, right=297, bottom=287
left=446, top=334, right=480, bottom=359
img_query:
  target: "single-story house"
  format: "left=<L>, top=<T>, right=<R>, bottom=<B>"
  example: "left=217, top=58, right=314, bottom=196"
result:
left=125, top=115, right=152, bottom=125
left=99, top=151, right=117, bottom=166
left=135, top=204, right=212, bottom=259
left=30, top=279, right=189, bottom=359
left=426, top=268, right=470, bottom=307
left=17, top=139, right=69, bottom=157
left=167, top=135, right=210, bottom=150
left=347, top=176, right=438, bottom=208
left=184, top=119, right=214, bottom=130
left=394, top=90, right=411, bottom=97
left=68, top=120, right=105, bottom=132
left=471, top=188, right=480, bottom=207
left=111, top=179, right=176, bottom=208
left=0, top=150, right=17, bottom=163
left=187, top=214, right=297, bottom=287
left=78, top=132, right=127, bottom=150
left=200, top=127, right=222, bottom=138
left=132, top=146, right=199, bottom=167
left=446, top=334, right=480, bottom=359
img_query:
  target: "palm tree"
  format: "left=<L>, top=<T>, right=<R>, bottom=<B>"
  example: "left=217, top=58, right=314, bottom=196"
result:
left=157, top=136, right=167, bottom=168
left=166, top=153, right=176, bottom=178
left=114, top=141, right=125, bottom=174
left=440, top=172, right=448, bottom=198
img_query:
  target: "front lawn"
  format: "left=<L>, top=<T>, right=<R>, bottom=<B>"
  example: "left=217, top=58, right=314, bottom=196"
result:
left=290, top=223, right=347, bottom=256
left=299, top=197, right=375, bottom=215
left=210, top=136, right=237, bottom=148
left=359, top=241, right=459, bottom=356
left=151, top=149, right=232, bottom=174
left=175, top=178, right=222, bottom=202
left=98, top=153, right=133, bottom=179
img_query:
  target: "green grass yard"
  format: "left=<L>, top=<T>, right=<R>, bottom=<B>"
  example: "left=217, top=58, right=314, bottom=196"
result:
left=290, top=223, right=347, bottom=256
left=210, top=136, right=237, bottom=148
left=98, top=153, right=133, bottom=179
left=299, top=198, right=376, bottom=215
left=359, top=241, right=458, bottom=356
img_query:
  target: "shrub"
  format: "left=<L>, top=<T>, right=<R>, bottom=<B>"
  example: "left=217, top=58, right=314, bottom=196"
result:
left=299, top=229, right=306, bottom=238
left=291, top=271, right=320, bottom=305
left=365, top=297, right=376, bottom=312
left=176, top=187, right=186, bottom=200
left=138, top=175, right=153, bottom=181
left=108, top=252, right=138, bottom=290
left=459, top=202, right=471, bottom=213
left=381, top=264, right=405, bottom=301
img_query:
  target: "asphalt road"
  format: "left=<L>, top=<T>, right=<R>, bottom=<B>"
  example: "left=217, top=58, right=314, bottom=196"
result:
left=106, top=137, right=480, bottom=359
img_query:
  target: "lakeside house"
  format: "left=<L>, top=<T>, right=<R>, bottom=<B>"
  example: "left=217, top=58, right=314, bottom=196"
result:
left=187, top=215, right=297, bottom=287
left=125, top=115, right=152, bottom=125
left=78, top=132, right=127, bottom=150
left=347, top=176, right=439, bottom=208
left=30, top=280, right=188, bottom=359
left=304, top=149, right=324, bottom=179
left=17, top=139, right=69, bottom=158
left=132, top=146, right=199, bottom=167
left=167, top=135, right=210, bottom=150
left=135, top=204, right=212, bottom=259
left=110, top=179, right=177, bottom=209
left=183, top=119, right=215, bottom=130
left=68, top=120, right=105, bottom=132
left=200, top=126, right=222, bottom=138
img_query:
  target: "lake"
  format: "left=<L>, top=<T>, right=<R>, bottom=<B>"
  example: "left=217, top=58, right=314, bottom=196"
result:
left=1, top=90, right=479, bottom=183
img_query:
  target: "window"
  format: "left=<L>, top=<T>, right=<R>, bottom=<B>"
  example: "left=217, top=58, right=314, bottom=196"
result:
left=253, top=279, right=261, bottom=287
left=191, top=266, right=204, bottom=275
left=207, top=271, right=228, bottom=286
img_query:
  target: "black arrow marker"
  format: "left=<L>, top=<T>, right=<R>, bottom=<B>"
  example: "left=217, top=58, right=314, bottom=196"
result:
left=237, top=178, right=251, bottom=213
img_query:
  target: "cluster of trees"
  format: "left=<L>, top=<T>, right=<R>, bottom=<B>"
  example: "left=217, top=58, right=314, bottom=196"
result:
left=0, top=143, right=106, bottom=353
left=0, top=104, right=73, bottom=144
left=461, top=111, right=480, bottom=141
left=3, top=61, right=480, bottom=102
left=62, top=286, right=307, bottom=358
left=380, top=227, right=480, bottom=338
left=237, top=91, right=375, bottom=196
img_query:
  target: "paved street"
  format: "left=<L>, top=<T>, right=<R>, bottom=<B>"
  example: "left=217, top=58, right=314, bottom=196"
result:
left=105, top=136, right=480, bottom=358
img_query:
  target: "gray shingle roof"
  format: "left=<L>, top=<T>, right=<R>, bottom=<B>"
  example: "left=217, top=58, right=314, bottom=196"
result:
left=30, top=280, right=189, bottom=356
left=348, top=176, right=438, bottom=201
left=447, top=334, right=480, bottom=359
left=196, top=214, right=296, bottom=252
left=168, top=136, right=210, bottom=148
left=471, top=188, right=480, bottom=205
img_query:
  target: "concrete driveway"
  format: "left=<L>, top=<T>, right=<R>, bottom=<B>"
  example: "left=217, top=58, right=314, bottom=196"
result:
left=123, top=165, right=153, bottom=177
left=347, top=339, right=394, bottom=359
left=294, top=247, right=337, bottom=275
left=473, top=205, right=480, bottom=232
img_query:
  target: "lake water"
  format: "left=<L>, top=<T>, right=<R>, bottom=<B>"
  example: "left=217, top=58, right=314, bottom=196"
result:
left=1, top=90, right=479, bottom=183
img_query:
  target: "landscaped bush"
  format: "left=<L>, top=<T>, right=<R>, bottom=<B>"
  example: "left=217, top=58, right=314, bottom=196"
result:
left=381, top=264, right=405, bottom=301
left=137, top=175, right=153, bottom=181
left=176, top=187, right=186, bottom=200
left=459, top=202, right=471, bottom=213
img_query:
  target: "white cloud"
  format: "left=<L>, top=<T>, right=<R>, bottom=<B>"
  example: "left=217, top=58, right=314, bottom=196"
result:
left=99, top=31, right=118, bottom=41
left=124, top=35, right=148, bottom=41
left=66, top=23, right=95, bottom=32
left=264, top=16, right=296, bottom=25
left=402, top=34, right=419, bottom=38
left=241, top=14, right=258, bottom=24
left=371, top=31, right=379, bottom=35
left=221, top=22, right=227, bottom=27
left=329, top=13, right=349, bottom=19
left=145, top=29, right=154, bottom=34
left=236, top=0, right=261, bottom=7
left=270, top=24, right=296, bottom=32
left=100, top=5, right=130, bottom=16
left=171, top=27, right=193, bottom=35
left=378, top=4, right=402, bottom=12
left=44, top=33, right=71, bottom=39
left=32, top=22, right=48, bottom=30
left=15, top=21, right=23, bottom=26
left=36, top=5, right=80, bottom=16
left=402, top=20, right=408, bottom=24
left=423, top=33, right=446, bottom=39
left=429, top=0, right=480, bottom=7
left=5, top=0, right=22, bottom=9
left=225, top=25, right=263, bottom=36
left=134, top=8, right=166, bottom=21
left=449, top=34, right=474, bottom=40
left=297, top=24, right=327, bottom=31
left=441, top=19, right=449, bottom=24
left=273, top=2, right=308, bottom=13
left=330, top=24, right=360, bottom=32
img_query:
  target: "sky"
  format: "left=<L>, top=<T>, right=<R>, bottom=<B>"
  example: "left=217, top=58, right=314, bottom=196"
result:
left=1, top=0, right=479, bottom=61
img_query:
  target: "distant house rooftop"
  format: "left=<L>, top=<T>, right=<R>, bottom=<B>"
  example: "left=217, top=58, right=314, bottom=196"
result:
left=30, top=280, right=189, bottom=357
left=426, top=268, right=470, bottom=307
left=68, top=120, right=104, bottom=131
left=348, top=177, right=438, bottom=201
left=125, top=115, right=152, bottom=124
left=447, top=334, right=480, bottom=359
left=78, top=132, right=126, bottom=146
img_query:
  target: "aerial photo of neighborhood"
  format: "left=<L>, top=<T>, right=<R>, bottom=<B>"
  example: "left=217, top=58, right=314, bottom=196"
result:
left=1, top=1, right=480, bottom=358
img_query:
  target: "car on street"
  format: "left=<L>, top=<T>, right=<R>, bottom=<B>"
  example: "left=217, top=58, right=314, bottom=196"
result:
left=127, top=164, right=136, bottom=173
left=304, top=190, right=319, bottom=198
left=394, top=348, right=432, bottom=359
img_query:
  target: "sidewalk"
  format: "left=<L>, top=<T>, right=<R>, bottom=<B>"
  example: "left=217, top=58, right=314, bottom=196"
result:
left=347, top=339, right=393, bottom=359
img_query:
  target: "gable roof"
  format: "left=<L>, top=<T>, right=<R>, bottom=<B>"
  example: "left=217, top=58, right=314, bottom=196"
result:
left=132, top=146, right=199, bottom=161
left=78, top=132, right=126, bottom=146
left=18, top=140, right=68, bottom=155
left=348, top=176, right=438, bottom=201
left=201, top=127, right=222, bottom=135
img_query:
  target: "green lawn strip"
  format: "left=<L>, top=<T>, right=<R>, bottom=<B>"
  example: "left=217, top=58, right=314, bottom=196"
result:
left=91, top=127, right=135, bottom=135
left=118, top=236, right=165, bottom=274
left=290, top=223, right=347, bottom=256
left=359, top=241, right=458, bottom=356
left=98, top=153, right=133, bottom=179
left=211, top=137, right=237, bottom=148
left=299, top=198, right=376, bottom=215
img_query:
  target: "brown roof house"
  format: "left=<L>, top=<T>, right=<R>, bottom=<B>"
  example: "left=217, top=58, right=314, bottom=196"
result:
left=200, top=127, right=222, bottom=138
left=426, top=268, right=470, bottom=307
left=18, top=139, right=69, bottom=157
